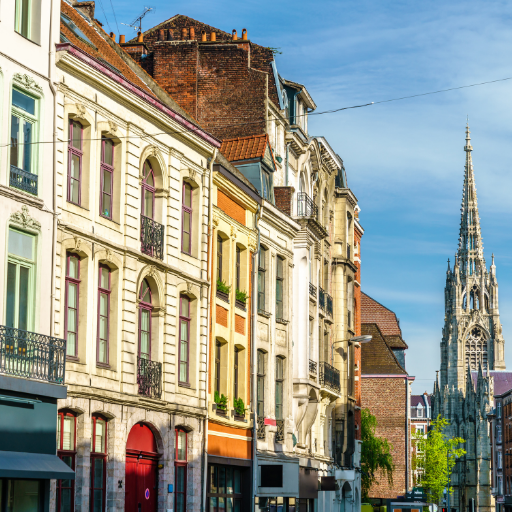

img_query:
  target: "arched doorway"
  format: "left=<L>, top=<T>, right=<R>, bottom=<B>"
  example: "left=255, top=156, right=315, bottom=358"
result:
left=125, top=423, right=160, bottom=512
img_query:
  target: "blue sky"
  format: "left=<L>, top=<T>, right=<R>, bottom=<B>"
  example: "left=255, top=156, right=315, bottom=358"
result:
left=99, top=0, right=512, bottom=394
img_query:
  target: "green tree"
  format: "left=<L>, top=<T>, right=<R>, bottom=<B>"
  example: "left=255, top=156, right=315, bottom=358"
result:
left=361, top=408, right=394, bottom=500
left=413, top=415, right=466, bottom=504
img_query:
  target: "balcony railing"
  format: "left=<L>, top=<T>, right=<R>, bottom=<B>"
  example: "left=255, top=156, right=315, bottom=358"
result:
left=140, top=215, right=164, bottom=260
left=297, top=193, right=318, bottom=220
left=0, top=326, right=66, bottom=384
left=319, top=361, right=341, bottom=394
left=257, top=417, right=265, bottom=439
left=309, top=282, right=317, bottom=298
left=10, top=165, right=38, bottom=195
left=309, top=359, right=317, bottom=376
left=276, top=419, right=285, bottom=443
left=137, top=357, right=162, bottom=399
left=326, top=294, right=333, bottom=316
left=319, top=287, right=326, bottom=311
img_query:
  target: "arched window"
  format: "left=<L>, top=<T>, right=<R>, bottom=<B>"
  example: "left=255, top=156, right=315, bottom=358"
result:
left=179, top=295, right=191, bottom=385
left=182, top=182, right=193, bottom=254
left=175, top=428, right=188, bottom=512
left=138, top=279, right=152, bottom=360
left=141, top=160, right=155, bottom=220
left=91, top=415, right=108, bottom=512
left=100, top=137, right=114, bottom=219
left=57, top=410, right=76, bottom=512
left=68, top=120, right=83, bottom=205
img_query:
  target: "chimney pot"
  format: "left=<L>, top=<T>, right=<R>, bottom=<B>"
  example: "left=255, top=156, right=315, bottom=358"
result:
left=137, top=31, right=143, bottom=43
left=182, top=27, right=188, bottom=39
left=119, top=34, right=125, bottom=43
left=159, top=29, right=165, bottom=41
left=190, top=27, right=195, bottom=39
left=201, top=30, right=207, bottom=42
left=109, top=32, right=115, bottom=40
left=232, top=29, right=237, bottom=41
left=242, top=28, right=247, bottom=40
left=210, top=32, right=216, bottom=41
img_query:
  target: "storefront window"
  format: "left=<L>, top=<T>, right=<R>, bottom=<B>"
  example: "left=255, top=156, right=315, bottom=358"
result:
left=0, top=480, right=42, bottom=511
left=208, top=464, right=243, bottom=512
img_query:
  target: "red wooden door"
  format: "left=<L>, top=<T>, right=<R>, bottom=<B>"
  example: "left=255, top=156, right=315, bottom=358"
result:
left=125, top=423, right=159, bottom=512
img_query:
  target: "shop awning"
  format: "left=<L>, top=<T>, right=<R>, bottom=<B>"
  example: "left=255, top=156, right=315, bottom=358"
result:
left=0, top=451, right=75, bottom=479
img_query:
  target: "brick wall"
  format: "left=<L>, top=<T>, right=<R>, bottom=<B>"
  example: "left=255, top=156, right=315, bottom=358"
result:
left=216, top=304, right=228, bottom=327
left=361, top=377, right=408, bottom=499
left=235, top=314, right=245, bottom=335
left=217, top=190, right=246, bottom=226
left=274, top=186, right=294, bottom=217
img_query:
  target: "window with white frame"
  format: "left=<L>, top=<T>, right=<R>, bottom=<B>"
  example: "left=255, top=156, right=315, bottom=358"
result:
left=15, top=0, right=41, bottom=42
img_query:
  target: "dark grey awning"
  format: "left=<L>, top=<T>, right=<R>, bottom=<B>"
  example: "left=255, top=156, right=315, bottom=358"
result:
left=0, top=451, right=75, bottom=479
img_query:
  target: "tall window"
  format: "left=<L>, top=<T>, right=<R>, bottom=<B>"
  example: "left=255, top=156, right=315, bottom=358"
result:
left=179, top=295, right=190, bottom=385
left=217, top=235, right=223, bottom=282
left=275, top=357, right=284, bottom=421
left=57, top=411, right=76, bottom=512
left=323, top=259, right=329, bottom=291
left=236, top=246, right=241, bottom=291
left=68, top=120, right=83, bottom=204
left=100, top=137, right=114, bottom=219
left=91, top=415, right=107, bottom=512
left=175, top=429, right=188, bottom=512
left=215, top=341, right=221, bottom=394
left=276, top=256, right=284, bottom=320
left=208, top=465, right=242, bottom=512
left=11, top=89, right=37, bottom=191
left=6, top=229, right=35, bottom=330
left=15, top=0, right=31, bottom=38
left=233, top=347, right=239, bottom=399
left=138, top=279, right=152, bottom=360
left=141, top=160, right=155, bottom=219
left=257, top=350, right=265, bottom=417
left=65, top=253, right=80, bottom=358
left=182, top=182, right=192, bottom=254
left=258, top=247, right=266, bottom=312
left=97, top=266, right=111, bottom=364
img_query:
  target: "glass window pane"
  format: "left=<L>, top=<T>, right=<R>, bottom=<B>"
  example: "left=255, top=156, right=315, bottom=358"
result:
left=23, top=121, right=32, bottom=172
left=63, top=416, right=75, bottom=450
left=184, top=184, right=192, bottom=207
left=68, top=256, right=79, bottom=279
left=210, top=465, right=217, bottom=493
left=70, top=153, right=80, bottom=179
left=20, top=0, right=31, bottom=37
left=94, top=419, right=106, bottom=453
left=176, top=466, right=185, bottom=491
left=177, top=431, right=187, bottom=460
left=180, top=361, right=187, bottom=383
left=98, top=339, right=107, bottom=363
left=67, top=332, right=76, bottom=357
left=140, top=332, right=149, bottom=357
left=10, top=115, right=20, bottom=167
left=18, top=266, right=29, bottom=331
left=226, top=467, right=233, bottom=494
left=9, top=229, right=33, bottom=259
left=180, top=341, right=188, bottom=364
left=68, top=282, right=77, bottom=309
left=12, top=89, right=36, bottom=116
left=183, top=210, right=191, bottom=231
left=93, top=489, right=103, bottom=512
left=6, top=263, right=17, bottom=328
left=100, top=268, right=109, bottom=289
left=141, top=309, right=150, bottom=332
left=145, top=169, right=154, bottom=187
left=103, top=139, right=113, bottom=166
left=102, top=193, right=111, bottom=217
left=234, top=469, right=241, bottom=493
left=180, top=320, right=188, bottom=342
left=144, top=189, right=154, bottom=218
left=99, top=293, right=108, bottom=317
left=182, top=231, right=190, bottom=254
left=210, top=498, right=217, bottom=511
left=227, top=497, right=233, bottom=512
left=102, top=169, right=112, bottom=194
left=218, top=497, right=226, bottom=512
left=181, top=297, right=190, bottom=318
left=8, top=479, right=40, bottom=511
left=72, top=121, right=82, bottom=149
left=61, top=489, right=72, bottom=512
left=234, top=500, right=241, bottom=512
left=218, top=466, right=226, bottom=494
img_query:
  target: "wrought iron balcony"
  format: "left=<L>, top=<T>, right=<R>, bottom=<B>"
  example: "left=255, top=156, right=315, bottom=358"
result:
left=326, top=294, right=333, bottom=316
left=319, top=361, right=341, bottom=394
left=140, top=215, right=164, bottom=260
left=257, top=417, right=265, bottom=439
left=309, top=359, right=317, bottom=376
left=297, top=193, right=318, bottom=220
left=309, top=282, right=317, bottom=298
left=276, top=419, right=285, bottom=443
left=137, top=357, right=162, bottom=399
left=319, top=287, right=326, bottom=311
left=0, top=326, right=66, bottom=384
left=10, top=165, right=38, bottom=195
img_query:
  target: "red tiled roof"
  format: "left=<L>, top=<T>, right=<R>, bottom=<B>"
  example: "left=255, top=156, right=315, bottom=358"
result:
left=362, top=292, right=403, bottom=337
left=60, top=1, right=154, bottom=97
left=220, top=135, right=269, bottom=162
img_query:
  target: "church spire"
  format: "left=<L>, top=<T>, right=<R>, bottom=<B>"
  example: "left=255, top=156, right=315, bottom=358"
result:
left=457, top=123, right=485, bottom=275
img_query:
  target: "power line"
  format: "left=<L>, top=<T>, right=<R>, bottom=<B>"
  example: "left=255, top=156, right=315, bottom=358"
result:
left=108, top=0, right=120, bottom=35
left=96, top=0, right=112, bottom=32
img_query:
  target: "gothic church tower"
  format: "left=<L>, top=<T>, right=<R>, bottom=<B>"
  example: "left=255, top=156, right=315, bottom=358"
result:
left=433, top=125, right=505, bottom=512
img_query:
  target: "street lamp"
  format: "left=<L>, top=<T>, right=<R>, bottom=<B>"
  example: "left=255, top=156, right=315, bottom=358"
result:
left=331, top=335, right=372, bottom=362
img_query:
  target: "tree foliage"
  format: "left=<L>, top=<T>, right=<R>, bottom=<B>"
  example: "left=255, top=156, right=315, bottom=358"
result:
left=413, top=415, right=466, bottom=504
left=361, top=408, right=394, bottom=500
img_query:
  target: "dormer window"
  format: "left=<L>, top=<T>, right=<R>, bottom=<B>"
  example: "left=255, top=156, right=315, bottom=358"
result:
left=417, top=405, right=423, bottom=417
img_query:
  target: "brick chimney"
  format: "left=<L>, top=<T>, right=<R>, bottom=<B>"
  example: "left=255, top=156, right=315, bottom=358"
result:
left=74, top=1, right=95, bottom=19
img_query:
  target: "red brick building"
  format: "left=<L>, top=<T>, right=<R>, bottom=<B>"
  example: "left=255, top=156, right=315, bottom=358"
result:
left=361, top=292, right=414, bottom=501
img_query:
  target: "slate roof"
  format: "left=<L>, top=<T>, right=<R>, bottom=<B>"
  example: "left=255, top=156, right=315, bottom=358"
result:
left=411, top=394, right=431, bottom=407
left=361, top=323, right=407, bottom=375
left=220, top=135, right=270, bottom=162
left=471, top=371, right=512, bottom=396
left=361, top=292, right=408, bottom=349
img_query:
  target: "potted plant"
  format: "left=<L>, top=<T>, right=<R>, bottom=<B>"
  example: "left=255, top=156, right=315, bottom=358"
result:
left=214, top=390, right=228, bottom=414
left=233, top=397, right=246, bottom=419
left=235, top=289, right=248, bottom=310
left=216, top=279, right=231, bottom=302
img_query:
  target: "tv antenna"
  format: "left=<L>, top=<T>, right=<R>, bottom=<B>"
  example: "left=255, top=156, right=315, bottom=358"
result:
left=121, top=7, right=154, bottom=33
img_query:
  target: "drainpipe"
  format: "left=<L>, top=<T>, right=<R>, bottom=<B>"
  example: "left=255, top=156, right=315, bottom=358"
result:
left=251, top=205, right=261, bottom=512
left=285, top=142, right=290, bottom=186
left=49, top=0, right=58, bottom=337
left=202, top=148, right=217, bottom=512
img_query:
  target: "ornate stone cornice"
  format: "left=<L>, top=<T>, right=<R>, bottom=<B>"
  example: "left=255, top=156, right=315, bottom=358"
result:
left=10, top=205, right=41, bottom=232
left=13, top=73, right=43, bottom=94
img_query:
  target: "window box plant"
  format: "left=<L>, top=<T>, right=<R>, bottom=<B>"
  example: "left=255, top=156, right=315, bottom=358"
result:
left=214, top=390, right=228, bottom=415
left=233, top=398, right=246, bottom=420
left=235, top=289, right=248, bottom=310
left=216, top=279, right=230, bottom=303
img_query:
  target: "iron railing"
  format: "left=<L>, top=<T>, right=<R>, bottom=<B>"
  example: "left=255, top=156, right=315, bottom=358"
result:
left=140, top=215, right=164, bottom=260
left=137, top=357, right=162, bottom=399
left=326, top=294, right=333, bottom=316
left=276, top=419, right=285, bottom=443
left=319, top=361, right=341, bottom=393
left=319, top=287, right=326, bottom=311
left=257, top=417, right=265, bottom=439
left=297, top=193, right=318, bottom=220
left=309, top=359, right=317, bottom=375
left=309, top=282, right=317, bottom=298
left=0, top=326, right=66, bottom=384
left=10, top=165, right=38, bottom=195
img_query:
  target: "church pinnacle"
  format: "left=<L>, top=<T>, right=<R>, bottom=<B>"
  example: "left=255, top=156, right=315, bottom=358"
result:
left=458, top=123, right=485, bottom=276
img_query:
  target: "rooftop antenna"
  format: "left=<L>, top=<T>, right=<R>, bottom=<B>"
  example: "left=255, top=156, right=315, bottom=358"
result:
left=121, top=7, right=154, bottom=34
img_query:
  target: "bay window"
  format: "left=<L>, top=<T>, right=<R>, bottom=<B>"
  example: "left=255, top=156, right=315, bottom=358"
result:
left=97, top=265, right=111, bottom=365
left=90, top=415, right=107, bottom=512
left=65, top=253, right=80, bottom=358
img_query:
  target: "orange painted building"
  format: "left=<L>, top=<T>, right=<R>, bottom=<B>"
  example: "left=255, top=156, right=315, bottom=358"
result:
left=207, top=157, right=261, bottom=510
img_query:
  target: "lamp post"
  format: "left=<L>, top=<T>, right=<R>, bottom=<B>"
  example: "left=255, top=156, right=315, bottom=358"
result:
left=331, top=335, right=372, bottom=363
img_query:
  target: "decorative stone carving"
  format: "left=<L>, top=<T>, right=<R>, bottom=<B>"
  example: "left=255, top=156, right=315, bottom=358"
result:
left=13, top=73, right=43, bottom=94
left=189, top=168, right=196, bottom=181
left=150, top=146, right=158, bottom=158
left=108, top=120, right=118, bottom=134
left=230, top=226, right=237, bottom=240
left=248, top=237, right=257, bottom=253
left=10, top=205, right=41, bottom=232
left=146, top=265, right=157, bottom=279
left=74, top=103, right=87, bottom=121
left=74, top=237, right=83, bottom=252
left=105, top=248, right=114, bottom=263
left=212, top=214, right=219, bottom=227
left=187, top=282, right=193, bottom=294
